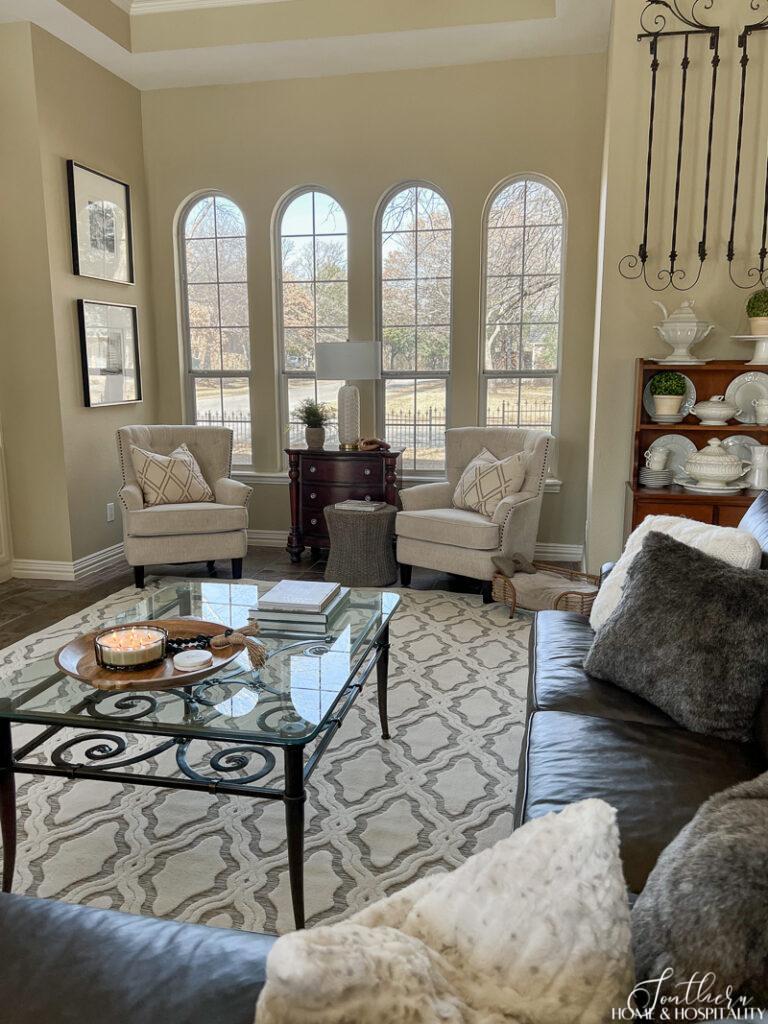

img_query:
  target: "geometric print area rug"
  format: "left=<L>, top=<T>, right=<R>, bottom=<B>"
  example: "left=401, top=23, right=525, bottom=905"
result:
left=0, top=580, right=530, bottom=935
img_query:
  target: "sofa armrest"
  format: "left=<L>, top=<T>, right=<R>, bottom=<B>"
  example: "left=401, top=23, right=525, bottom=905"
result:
left=214, top=477, right=253, bottom=507
left=118, top=483, right=144, bottom=512
left=599, top=561, right=616, bottom=590
left=0, top=892, right=275, bottom=1024
left=399, top=480, right=454, bottom=512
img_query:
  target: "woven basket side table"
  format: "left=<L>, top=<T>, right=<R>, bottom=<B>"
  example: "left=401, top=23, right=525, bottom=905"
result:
left=324, top=506, right=398, bottom=587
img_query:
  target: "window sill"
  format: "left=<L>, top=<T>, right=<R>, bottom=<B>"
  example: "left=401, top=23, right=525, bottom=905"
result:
left=234, top=469, right=562, bottom=493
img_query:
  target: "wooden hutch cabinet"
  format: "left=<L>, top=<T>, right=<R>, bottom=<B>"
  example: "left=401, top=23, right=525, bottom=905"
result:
left=285, top=447, right=403, bottom=562
left=628, top=359, right=763, bottom=532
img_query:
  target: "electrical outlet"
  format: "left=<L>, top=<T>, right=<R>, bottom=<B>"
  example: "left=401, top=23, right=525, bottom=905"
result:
left=106, top=502, right=115, bottom=523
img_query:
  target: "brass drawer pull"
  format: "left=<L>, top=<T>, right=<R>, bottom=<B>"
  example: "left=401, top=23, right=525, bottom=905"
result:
left=310, top=518, right=318, bottom=526
left=309, top=465, right=317, bottom=473
left=310, top=492, right=317, bottom=499
left=364, top=468, right=371, bottom=476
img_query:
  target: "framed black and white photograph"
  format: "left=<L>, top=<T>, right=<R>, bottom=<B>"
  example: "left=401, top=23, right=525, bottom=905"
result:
left=67, top=161, right=134, bottom=283
left=77, top=300, right=142, bottom=407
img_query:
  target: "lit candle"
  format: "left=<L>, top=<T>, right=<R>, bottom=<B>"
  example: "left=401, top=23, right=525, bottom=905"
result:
left=94, top=625, right=167, bottom=670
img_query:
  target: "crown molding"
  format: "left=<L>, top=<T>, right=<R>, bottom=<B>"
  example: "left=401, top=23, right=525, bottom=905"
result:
left=111, top=0, right=132, bottom=12
left=130, top=0, right=286, bottom=13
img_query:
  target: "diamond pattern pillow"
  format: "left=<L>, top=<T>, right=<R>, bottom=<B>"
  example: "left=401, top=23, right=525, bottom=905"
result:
left=130, top=444, right=214, bottom=507
left=453, top=448, right=528, bottom=518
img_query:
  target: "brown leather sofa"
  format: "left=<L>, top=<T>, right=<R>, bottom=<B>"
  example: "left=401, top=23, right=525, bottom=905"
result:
left=515, top=491, right=768, bottom=895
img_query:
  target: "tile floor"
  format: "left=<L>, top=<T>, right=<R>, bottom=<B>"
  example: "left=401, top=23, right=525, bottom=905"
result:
left=0, top=547, right=486, bottom=650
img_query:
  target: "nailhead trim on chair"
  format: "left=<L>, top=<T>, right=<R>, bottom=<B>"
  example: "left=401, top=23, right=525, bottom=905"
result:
left=497, top=436, right=551, bottom=545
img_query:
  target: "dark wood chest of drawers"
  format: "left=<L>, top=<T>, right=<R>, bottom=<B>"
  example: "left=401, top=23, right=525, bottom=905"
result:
left=285, top=447, right=403, bottom=562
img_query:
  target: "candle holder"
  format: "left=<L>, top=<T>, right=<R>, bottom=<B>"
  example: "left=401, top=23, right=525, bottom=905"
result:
left=94, top=624, right=168, bottom=672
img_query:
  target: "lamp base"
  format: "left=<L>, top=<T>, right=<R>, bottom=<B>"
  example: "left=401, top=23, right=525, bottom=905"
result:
left=339, top=442, right=359, bottom=451
left=337, top=382, right=361, bottom=450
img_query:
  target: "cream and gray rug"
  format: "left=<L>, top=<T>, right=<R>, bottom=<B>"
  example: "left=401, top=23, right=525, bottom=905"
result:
left=0, top=580, right=530, bottom=935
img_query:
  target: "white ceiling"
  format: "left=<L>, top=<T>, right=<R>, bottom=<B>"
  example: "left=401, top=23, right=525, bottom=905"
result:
left=0, top=0, right=610, bottom=90
left=129, top=0, right=293, bottom=12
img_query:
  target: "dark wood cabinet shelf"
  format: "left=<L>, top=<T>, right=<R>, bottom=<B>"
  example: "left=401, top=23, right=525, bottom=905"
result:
left=638, top=423, right=768, bottom=432
left=285, top=447, right=403, bottom=562
left=629, top=359, right=760, bottom=532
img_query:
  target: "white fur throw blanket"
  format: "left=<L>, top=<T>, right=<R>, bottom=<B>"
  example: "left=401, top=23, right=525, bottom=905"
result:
left=255, top=800, right=634, bottom=1024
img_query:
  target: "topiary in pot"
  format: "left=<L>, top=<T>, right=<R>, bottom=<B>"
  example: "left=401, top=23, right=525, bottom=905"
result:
left=649, top=371, right=687, bottom=419
left=295, top=399, right=331, bottom=449
left=747, top=289, right=768, bottom=337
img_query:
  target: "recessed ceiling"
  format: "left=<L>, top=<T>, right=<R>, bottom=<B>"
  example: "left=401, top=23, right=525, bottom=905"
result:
left=0, top=0, right=610, bottom=90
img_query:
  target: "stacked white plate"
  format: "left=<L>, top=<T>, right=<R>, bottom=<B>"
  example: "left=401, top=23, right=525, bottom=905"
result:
left=639, top=467, right=673, bottom=488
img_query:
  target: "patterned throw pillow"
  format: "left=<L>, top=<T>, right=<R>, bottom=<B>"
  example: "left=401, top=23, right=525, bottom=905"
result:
left=130, top=444, right=214, bottom=507
left=453, top=448, right=528, bottom=518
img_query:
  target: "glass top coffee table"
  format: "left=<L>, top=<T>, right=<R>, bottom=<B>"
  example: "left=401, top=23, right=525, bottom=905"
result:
left=0, top=580, right=400, bottom=929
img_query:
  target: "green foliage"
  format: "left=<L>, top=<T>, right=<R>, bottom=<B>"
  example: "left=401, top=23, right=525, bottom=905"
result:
left=747, top=289, right=768, bottom=319
left=649, top=371, right=686, bottom=396
left=294, top=398, right=330, bottom=427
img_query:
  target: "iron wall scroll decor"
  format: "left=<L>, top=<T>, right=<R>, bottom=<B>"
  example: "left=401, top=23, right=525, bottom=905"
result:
left=727, top=1, right=768, bottom=289
left=619, top=1, right=721, bottom=291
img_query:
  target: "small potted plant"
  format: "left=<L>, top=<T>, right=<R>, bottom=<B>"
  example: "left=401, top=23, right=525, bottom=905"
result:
left=295, top=398, right=330, bottom=450
left=649, top=371, right=687, bottom=417
left=747, top=289, right=768, bottom=337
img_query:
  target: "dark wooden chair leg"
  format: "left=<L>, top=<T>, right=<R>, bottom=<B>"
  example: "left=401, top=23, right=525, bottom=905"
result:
left=134, top=565, right=145, bottom=589
left=231, top=557, right=243, bottom=580
left=206, top=560, right=216, bottom=576
left=481, top=580, right=493, bottom=604
left=399, top=563, right=412, bottom=587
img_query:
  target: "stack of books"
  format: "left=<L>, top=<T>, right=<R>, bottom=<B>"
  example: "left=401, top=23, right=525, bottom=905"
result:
left=250, top=580, right=350, bottom=635
left=334, top=499, right=387, bottom=512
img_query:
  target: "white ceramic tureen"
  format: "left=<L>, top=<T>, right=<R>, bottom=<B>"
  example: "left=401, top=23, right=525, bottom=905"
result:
left=653, top=300, right=714, bottom=364
left=689, top=394, right=740, bottom=425
left=684, top=439, right=750, bottom=488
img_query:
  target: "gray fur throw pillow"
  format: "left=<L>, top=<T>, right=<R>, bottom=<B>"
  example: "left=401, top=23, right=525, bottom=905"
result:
left=584, top=531, right=768, bottom=741
left=632, top=771, right=768, bottom=1014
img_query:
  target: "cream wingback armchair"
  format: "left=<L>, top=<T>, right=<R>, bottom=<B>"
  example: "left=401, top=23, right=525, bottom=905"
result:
left=396, top=427, right=552, bottom=601
left=117, top=425, right=252, bottom=588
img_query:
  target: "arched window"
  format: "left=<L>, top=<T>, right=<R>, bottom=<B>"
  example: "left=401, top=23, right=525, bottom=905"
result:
left=376, top=183, right=452, bottom=473
left=481, top=176, right=564, bottom=433
left=179, top=193, right=251, bottom=464
left=276, top=189, right=348, bottom=448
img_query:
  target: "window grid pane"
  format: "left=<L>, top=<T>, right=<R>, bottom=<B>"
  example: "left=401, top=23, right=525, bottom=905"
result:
left=379, top=186, right=452, bottom=470
left=182, top=194, right=252, bottom=464
left=279, top=192, right=348, bottom=434
left=483, top=179, right=563, bottom=431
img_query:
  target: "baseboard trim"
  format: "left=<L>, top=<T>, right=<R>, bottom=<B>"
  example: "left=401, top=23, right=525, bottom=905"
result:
left=534, top=543, right=584, bottom=563
left=246, top=530, right=582, bottom=563
left=247, top=529, right=286, bottom=548
left=12, top=542, right=125, bottom=582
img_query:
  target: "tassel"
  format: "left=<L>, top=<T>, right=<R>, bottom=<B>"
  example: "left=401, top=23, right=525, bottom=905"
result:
left=210, top=622, right=267, bottom=671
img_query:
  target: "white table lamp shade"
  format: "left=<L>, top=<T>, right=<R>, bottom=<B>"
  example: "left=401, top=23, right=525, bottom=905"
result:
left=315, top=341, right=381, bottom=381
left=315, top=342, right=381, bottom=449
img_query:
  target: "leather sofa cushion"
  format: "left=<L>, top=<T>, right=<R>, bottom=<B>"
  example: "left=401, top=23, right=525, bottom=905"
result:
left=0, top=893, right=276, bottom=1024
left=516, top=711, right=764, bottom=894
left=395, top=508, right=500, bottom=550
left=530, top=611, right=676, bottom=728
left=127, top=502, right=248, bottom=537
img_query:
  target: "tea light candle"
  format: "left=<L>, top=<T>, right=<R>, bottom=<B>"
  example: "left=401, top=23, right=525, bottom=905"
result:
left=94, top=625, right=167, bottom=670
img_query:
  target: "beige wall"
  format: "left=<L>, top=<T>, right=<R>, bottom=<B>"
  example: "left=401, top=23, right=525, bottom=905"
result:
left=585, top=3, right=768, bottom=570
left=30, top=27, right=158, bottom=562
left=0, top=24, right=73, bottom=563
left=0, top=24, right=157, bottom=565
left=142, top=53, right=607, bottom=547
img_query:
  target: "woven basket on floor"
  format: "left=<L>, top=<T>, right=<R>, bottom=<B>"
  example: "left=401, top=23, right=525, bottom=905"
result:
left=492, top=562, right=599, bottom=618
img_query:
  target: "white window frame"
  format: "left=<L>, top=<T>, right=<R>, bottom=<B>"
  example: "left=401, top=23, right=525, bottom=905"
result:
left=374, top=180, right=454, bottom=477
left=479, top=173, right=566, bottom=454
left=177, top=190, right=254, bottom=466
left=273, top=185, right=349, bottom=455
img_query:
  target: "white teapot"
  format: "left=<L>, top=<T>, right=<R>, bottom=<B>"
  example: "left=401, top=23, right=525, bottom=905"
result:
left=684, top=438, right=750, bottom=488
left=653, top=300, right=714, bottom=364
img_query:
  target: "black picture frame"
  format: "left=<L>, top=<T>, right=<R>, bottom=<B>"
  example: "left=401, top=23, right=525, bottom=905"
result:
left=67, top=160, right=135, bottom=284
left=77, top=300, right=142, bottom=407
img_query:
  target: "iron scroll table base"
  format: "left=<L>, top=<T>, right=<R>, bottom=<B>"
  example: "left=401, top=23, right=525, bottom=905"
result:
left=0, top=623, right=392, bottom=931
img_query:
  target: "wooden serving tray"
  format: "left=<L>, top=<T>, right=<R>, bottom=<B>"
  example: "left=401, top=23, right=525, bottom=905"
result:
left=55, top=619, right=241, bottom=692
